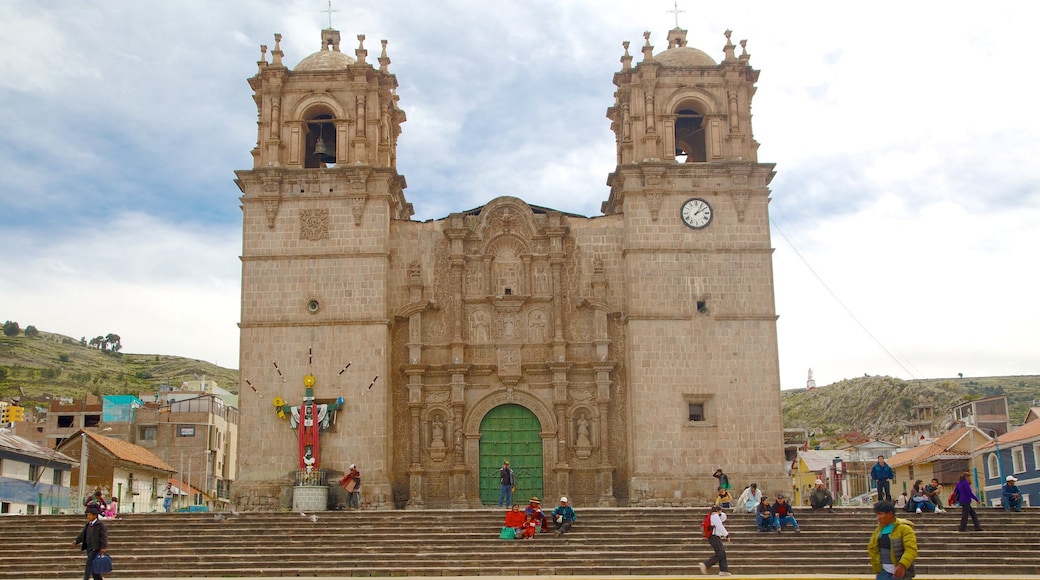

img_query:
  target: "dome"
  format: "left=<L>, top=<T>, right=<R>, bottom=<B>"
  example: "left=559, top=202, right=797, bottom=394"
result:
left=294, top=49, right=356, bottom=72
left=655, top=46, right=716, bottom=67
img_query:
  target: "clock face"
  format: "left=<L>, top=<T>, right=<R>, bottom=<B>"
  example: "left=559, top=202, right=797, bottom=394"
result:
left=680, top=198, right=713, bottom=229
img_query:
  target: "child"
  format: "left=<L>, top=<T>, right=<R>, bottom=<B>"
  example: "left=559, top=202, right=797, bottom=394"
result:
left=520, top=513, right=538, bottom=539
left=894, top=492, right=908, bottom=511
left=102, top=497, right=119, bottom=519
left=713, top=486, right=733, bottom=509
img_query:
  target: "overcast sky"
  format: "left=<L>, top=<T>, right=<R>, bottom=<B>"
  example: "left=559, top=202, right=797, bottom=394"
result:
left=2, top=1, right=1037, bottom=390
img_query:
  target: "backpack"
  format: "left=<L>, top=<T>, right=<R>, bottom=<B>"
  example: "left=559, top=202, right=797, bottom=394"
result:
left=700, top=513, right=713, bottom=539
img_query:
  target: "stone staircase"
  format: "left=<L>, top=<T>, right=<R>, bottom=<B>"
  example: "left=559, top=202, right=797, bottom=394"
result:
left=2, top=507, right=1038, bottom=578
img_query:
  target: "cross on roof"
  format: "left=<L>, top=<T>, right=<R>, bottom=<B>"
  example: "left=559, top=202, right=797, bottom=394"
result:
left=668, top=0, right=685, bottom=28
left=322, top=0, right=340, bottom=29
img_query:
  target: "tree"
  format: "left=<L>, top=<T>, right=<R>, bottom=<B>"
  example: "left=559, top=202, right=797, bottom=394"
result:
left=2, top=321, right=19, bottom=337
left=105, top=333, right=122, bottom=352
left=24, top=325, right=39, bottom=338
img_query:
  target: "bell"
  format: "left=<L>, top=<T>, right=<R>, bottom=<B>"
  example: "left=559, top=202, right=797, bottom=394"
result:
left=313, top=137, right=336, bottom=164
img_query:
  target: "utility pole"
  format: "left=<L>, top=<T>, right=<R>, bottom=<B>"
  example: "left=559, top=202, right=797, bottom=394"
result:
left=78, top=432, right=88, bottom=506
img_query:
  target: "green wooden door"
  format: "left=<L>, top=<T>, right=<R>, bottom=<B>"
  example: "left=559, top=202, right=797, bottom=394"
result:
left=479, top=404, right=543, bottom=505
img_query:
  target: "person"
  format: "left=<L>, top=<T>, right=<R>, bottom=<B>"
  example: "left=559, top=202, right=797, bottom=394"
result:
left=909, top=480, right=939, bottom=514
left=519, top=513, right=538, bottom=539
left=712, top=468, right=731, bottom=492
left=735, top=482, right=762, bottom=513
left=550, top=496, right=576, bottom=537
left=953, top=471, right=982, bottom=532
left=84, top=490, right=107, bottom=515
left=868, top=500, right=917, bottom=580
left=697, top=505, right=731, bottom=576
left=102, top=497, right=118, bottom=519
left=1001, top=475, right=1023, bottom=511
left=163, top=483, right=173, bottom=513
left=871, top=456, right=894, bottom=502
left=345, top=463, right=361, bottom=509
left=771, top=493, right=800, bottom=533
left=713, top=486, right=733, bottom=509
left=498, top=461, right=515, bottom=507
left=504, top=503, right=525, bottom=536
left=71, top=505, right=109, bottom=580
left=924, top=478, right=944, bottom=511
left=525, top=496, right=548, bottom=533
left=809, top=479, right=834, bottom=512
left=894, top=492, right=909, bottom=511
left=756, top=496, right=778, bottom=532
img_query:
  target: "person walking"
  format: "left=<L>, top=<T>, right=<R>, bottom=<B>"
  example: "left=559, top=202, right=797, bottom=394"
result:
left=162, top=483, right=173, bottom=513
left=954, top=471, right=982, bottom=532
left=871, top=456, right=895, bottom=502
left=344, top=464, right=362, bottom=508
left=698, top=504, right=731, bottom=576
left=497, top=461, right=515, bottom=507
left=71, top=506, right=108, bottom=580
left=867, top=500, right=917, bottom=580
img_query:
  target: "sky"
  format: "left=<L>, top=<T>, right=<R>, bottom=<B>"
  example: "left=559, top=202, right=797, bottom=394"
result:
left=1, top=0, right=1038, bottom=390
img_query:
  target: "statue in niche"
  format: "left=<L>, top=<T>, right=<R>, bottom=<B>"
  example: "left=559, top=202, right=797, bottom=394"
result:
left=466, top=266, right=482, bottom=294
left=576, top=415, right=592, bottom=447
left=431, top=417, right=445, bottom=448
left=471, top=310, right=490, bottom=343
left=529, top=310, right=547, bottom=343
left=534, top=266, right=549, bottom=294
left=503, top=317, right=516, bottom=338
left=453, top=427, right=464, bottom=461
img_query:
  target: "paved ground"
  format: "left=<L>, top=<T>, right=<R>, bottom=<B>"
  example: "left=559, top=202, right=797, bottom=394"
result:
left=52, top=575, right=1040, bottom=580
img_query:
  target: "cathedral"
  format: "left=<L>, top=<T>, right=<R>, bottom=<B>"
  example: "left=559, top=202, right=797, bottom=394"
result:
left=231, top=21, right=787, bottom=510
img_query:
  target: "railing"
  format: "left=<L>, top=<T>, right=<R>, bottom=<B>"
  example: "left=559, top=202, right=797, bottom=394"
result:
left=294, top=469, right=328, bottom=487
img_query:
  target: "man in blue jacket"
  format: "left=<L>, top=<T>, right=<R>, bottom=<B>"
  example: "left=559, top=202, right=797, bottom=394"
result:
left=871, top=456, right=895, bottom=502
left=1002, top=475, right=1023, bottom=512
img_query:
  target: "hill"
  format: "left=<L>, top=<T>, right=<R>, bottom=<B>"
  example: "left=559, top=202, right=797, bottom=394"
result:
left=782, top=374, right=1040, bottom=446
left=0, top=329, right=238, bottom=410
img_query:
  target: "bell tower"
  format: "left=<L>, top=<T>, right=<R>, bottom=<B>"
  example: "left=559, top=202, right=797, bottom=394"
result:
left=603, top=27, right=787, bottom=496
left=233, top=26, right=409, bottom=509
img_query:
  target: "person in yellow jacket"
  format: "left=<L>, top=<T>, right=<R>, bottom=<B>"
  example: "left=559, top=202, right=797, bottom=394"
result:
left=867, top=500, right=918, bottom=579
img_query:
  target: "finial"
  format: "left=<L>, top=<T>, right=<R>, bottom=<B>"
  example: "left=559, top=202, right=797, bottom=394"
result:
left=740, top=39, right=749, bottom=60
left=643, top=31, right=652, bottom=46
left=259, top=44, right=268, bottom=67
left=356, top=33, right=368, bottom=64
left=621, top=40, right=632, bottom=70
left=379, top=39, right=391, bottom=72
left=722, top=30, right=736, bottom=62
left=272, top=34, right=284, bottom=66
left=641, top=31, right=654, bottom=61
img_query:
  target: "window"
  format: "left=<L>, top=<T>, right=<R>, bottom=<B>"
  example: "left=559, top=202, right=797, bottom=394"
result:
left=987, top=453, right=1000, bottom=480
left=28, top=464, right=39, bottom=482
left=139, top=426, right=157, bottom=440
left=57, top=415, right=75, bottom=428
left=26, top=504, right=36, bottom=515
left=688, top=404, right=705, bottom=422
left=683, top=393, right=715, bottom=427
left=1033, top=444, right=1040, bottom=473
left=1012, top=446, right=1026, bottom=473
left=178, top=425, right=196, bottom=437
left=52, top=469, right=63, bottom=485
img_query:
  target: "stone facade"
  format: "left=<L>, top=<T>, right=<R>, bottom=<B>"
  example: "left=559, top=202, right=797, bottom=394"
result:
left=232, top=24, right=787, bottom=510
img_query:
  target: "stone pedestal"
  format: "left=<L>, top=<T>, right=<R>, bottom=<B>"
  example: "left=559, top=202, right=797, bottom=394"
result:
left=292, top=485, right=329, bottom=512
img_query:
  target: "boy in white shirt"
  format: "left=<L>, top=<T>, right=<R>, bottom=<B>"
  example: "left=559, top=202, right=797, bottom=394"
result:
left=698, top=505, right=731, bottom=576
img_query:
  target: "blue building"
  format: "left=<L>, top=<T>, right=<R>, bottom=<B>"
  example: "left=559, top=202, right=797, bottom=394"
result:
left=0, top=430, right=77, bottom=514
left=975, top=409, right=1040, bottom=508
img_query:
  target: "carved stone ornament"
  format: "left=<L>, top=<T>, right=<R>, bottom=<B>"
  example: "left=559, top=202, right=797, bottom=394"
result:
left=646, top=191, right=662, bottom=222
left=349, top=195, right=366, bottom=226
left=299, top=208, right=329, bottom=241
left=263, top=198, right=280, bottom=229
left=732, top=191, right=749, bottom=223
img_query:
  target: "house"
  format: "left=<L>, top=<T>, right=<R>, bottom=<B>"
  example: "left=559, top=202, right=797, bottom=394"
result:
left=886, top=426, right=990, bottom=499
left=791, top=449, right=851, bottom=505
left=56, top=430, right=176, bottom=513
left=0, top=429, right=77, bottom=514
left=974, top=416, right=1040, bottom=508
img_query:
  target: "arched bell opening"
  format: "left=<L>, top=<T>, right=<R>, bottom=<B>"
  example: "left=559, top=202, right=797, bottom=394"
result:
left=674, top=106, right=706, bottom=163
left=304, top=112, right=338, bottom=168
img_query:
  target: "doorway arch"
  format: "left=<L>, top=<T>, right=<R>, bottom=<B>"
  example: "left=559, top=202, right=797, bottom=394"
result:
left=479, top=404, right=543, bottom=505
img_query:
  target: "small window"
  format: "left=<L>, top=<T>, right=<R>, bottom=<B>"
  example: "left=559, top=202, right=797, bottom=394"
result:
left=689, top=404, right=705, bottom=422
left=52, top=469, right=63, bottom=485
left=987, top=453, right=1000, bottom=480
left=1033, top=444, right=1040, bottom=473
left=178, top=425, right=196, bottom=437
left=28, top=465, right=39, bottom=482
left=683, top=393, right=715, bottom=427
left=139, top=426, right=158, bottom=440
left=57, top=415, right=75, bottom=428
left=1012, top=446, right=1026, bottom=473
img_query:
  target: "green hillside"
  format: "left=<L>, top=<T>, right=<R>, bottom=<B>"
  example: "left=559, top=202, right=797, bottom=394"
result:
left=782, top=374, right=1040, bottom=446
left=0, top=328, right=238, bottom=410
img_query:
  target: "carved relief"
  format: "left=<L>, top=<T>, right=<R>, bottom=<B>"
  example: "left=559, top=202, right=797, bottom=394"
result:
left=470, top=310, right=490, bottom=343
left=533, top=265, right=550, bottom=294
left=349, top=194, right=366, bottom=226
left=465, top=264, right=483, bottom=295
left=646, top=191, right=662, bottom=221
left=498, top=347, right=521, bottom=375
left=528, top=309, right=548, bottom=344
left=732, top=191, right=749, bottom=223
left=263, top=199, right=280, bottom=228
left=299, top=208, right=330, bottom=240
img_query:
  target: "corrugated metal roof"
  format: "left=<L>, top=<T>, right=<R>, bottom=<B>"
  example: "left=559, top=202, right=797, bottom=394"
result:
left=0, top=430, right=78, bottom=465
